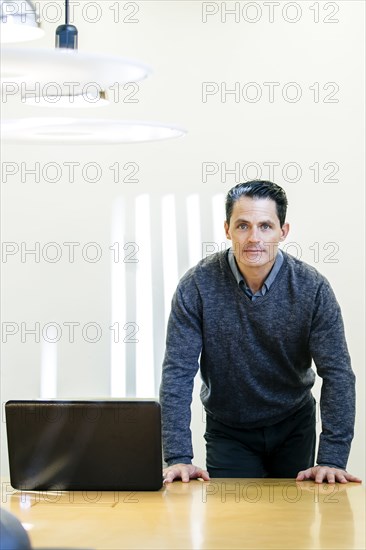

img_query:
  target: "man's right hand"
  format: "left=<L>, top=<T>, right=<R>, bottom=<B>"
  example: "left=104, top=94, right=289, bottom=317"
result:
left=163, top=463, right=210, bottom=483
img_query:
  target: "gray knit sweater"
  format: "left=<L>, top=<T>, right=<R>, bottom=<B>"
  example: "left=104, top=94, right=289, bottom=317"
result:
left=159, top=251, right=355, bottom=470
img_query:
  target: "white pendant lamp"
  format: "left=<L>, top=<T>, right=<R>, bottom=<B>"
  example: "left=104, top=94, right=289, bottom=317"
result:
left=1, top=47, right=150, bottom=108
left=2, top=118, right=186, bottom=144
left=2, top=46, right=151, bottom=107
left=1, top=47, right=151, bottom=84
left=1, top=0, right=186, bottom=143
left=0, top=0, right=44, bottom=43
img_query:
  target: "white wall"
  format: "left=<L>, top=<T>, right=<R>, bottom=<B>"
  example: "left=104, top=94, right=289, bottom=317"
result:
left=1, top=1, right=364, bottom=480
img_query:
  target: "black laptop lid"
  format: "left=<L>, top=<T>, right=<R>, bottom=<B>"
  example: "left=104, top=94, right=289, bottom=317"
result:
left=5, top=400, right=163, bottom=491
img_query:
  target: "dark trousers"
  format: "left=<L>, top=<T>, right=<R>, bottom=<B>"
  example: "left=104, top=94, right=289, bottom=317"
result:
left=205, top=397, right=316, bottom=478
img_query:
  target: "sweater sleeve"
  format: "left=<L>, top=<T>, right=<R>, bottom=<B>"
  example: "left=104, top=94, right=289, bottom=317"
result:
left=309, top=279, right=356, bottom=469
left=159, top=275, right=203, bottom=466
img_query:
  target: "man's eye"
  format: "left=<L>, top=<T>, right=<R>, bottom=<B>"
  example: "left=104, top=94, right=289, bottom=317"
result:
left=238, top=224, right=248, bottom=230
left=261, top=224, right=270, bottom=230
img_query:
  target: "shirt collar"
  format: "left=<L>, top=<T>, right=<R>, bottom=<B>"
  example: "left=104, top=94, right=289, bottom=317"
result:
left=227, top=248, right=284, bottom=292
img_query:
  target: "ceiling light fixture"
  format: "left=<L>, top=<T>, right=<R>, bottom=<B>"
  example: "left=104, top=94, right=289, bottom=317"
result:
left=1, top=0, right=186, bottom=143
left=0, top=0, right=44, bottom=43
left=28, top=0, right=106, bottom=106
left=55, top=0, right=78, bottom=50
left=24, top=89, right=110, bottom=109
left=2, top=118, right=186, bottom=144
left=2, top=47, right=150, bottom=85
left=0, top=0, right=138, bottom=108
left=2, top=47, right=150, bottom=108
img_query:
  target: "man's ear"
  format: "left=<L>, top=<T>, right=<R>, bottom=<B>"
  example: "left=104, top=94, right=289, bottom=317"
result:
left=224, top=221, right=231, bottom=240
left=280, top=222, right=290, bottom=241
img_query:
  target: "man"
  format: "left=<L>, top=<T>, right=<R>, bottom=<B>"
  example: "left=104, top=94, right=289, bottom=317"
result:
left=160, top=180, right=361, bottom=484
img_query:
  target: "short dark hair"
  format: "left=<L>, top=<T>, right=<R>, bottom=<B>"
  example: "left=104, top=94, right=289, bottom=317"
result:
left=225, top=180, right=288, bottom=226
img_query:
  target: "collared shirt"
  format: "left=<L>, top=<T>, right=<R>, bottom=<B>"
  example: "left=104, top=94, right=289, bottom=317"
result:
left=227, top=248, right=284, bottom=300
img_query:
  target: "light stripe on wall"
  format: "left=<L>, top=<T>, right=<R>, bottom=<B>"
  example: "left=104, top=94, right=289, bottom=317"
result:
left=212, top=193, right=227, bottom=253
left=110, top=197, right=126, bottom=397
left=162, top=194, right=179, bottom=328
left=186, top=194, right=202, bottom=267
left=135, top=194, right=155, bottom=397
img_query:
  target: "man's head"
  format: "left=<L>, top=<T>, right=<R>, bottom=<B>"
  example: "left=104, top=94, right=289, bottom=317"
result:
left=224, top=180, right=290, bottom=272
left=225, top=180, right=288, bottom=227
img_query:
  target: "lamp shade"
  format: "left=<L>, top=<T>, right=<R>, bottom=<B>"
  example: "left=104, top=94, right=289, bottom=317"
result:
left=0, top=0, right=44, bottom=43
left=1, top=47, right=151, bottom=87
left=2, top=118, right=187, bottom=144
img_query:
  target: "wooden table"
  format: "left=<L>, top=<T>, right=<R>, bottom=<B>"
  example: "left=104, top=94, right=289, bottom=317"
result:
left=1, top=479, right=365, bottom=549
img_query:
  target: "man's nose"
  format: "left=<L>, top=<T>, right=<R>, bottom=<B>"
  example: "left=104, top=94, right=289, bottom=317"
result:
left=248, top=227, right=260, bottom=242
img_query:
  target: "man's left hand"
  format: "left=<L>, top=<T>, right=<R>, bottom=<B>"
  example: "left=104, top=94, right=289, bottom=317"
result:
left=296, top=465, right=362, bottom=484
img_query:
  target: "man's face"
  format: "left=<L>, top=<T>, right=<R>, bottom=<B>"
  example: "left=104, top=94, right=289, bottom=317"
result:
left=224, top=196, right=289, bottom=271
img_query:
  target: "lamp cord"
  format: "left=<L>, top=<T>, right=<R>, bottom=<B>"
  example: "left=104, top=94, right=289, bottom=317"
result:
left=65, top=0, right=69, bottom=25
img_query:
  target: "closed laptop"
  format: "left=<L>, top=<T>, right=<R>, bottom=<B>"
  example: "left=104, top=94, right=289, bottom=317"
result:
left=5, top=399, right=163, bottom=491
